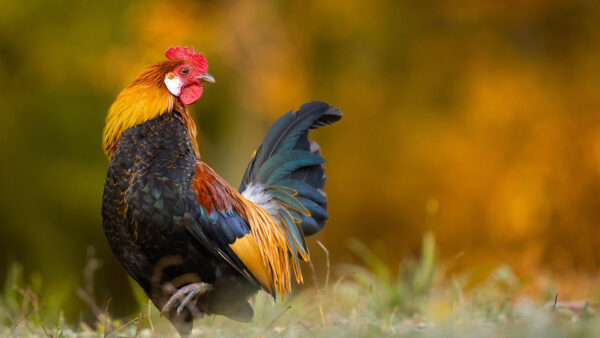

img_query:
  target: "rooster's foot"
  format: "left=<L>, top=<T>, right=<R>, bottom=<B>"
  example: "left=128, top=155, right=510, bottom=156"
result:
left=161, top=282, right=212, bottom=315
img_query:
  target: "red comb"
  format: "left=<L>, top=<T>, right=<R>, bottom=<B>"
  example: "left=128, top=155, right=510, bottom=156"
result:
left=165, top=46, right=208, bottom=70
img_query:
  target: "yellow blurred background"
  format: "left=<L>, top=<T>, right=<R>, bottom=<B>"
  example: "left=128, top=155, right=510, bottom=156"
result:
left=1, top=0, right=599, bottom=319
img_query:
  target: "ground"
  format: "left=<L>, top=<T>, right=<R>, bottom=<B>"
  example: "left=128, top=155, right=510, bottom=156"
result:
left=2, top=234, right=598, bottom=337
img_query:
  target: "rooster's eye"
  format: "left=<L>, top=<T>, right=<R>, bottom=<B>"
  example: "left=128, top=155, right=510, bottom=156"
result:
left=181, top=68, right=189, bottom=75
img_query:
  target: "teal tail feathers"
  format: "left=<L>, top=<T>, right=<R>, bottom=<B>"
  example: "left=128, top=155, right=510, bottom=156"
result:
left=239, top=101, right=342, bottom=259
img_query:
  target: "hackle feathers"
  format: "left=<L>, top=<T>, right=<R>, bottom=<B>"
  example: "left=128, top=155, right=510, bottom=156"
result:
left=102, top=60, right=199, bottom=159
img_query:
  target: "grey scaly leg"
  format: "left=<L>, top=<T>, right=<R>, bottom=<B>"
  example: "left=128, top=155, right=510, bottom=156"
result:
left=161, top=282, right=213, bottom=315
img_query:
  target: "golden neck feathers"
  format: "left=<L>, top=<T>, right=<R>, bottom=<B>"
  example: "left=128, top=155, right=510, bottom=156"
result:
left=102, top=60, right=199, bottom=159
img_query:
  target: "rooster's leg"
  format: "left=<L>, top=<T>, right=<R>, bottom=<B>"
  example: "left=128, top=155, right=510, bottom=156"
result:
left=162, top=282, right=213, bottom=315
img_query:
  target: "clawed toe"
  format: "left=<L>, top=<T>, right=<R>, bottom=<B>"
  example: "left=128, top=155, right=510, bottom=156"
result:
left=161, top=282, right=212, bottom=315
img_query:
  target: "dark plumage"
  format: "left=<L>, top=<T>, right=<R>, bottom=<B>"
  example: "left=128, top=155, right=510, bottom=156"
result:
left=102, top=112, right=256, bottom=332
left=101, top=46, right=341, bottom=335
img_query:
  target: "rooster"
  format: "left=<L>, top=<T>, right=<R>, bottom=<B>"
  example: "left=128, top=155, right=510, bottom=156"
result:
left=101, top=46, right=341, bottom=334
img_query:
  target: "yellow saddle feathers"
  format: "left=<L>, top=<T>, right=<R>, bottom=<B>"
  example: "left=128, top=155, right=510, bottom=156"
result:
left=231, top=195, right=306, bottom=297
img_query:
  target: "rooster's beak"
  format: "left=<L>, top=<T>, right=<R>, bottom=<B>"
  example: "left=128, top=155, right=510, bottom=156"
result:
left=196, top=73, right=215, bottom=84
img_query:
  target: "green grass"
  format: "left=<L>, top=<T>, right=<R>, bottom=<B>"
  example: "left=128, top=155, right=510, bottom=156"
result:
left=2, top=233, right=599, bottom=337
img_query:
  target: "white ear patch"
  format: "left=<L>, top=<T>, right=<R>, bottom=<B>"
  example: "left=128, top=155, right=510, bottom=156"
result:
left=164, top=72, right=183, bottom=96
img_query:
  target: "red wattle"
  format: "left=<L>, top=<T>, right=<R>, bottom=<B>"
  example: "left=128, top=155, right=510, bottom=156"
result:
left=180, top=83, right=204, bottom=105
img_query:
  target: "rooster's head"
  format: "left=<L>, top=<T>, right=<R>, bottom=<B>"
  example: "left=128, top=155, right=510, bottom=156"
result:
left=163, top=46, right=215, bottom=105
left=103, top=46, right=213, bottom=158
